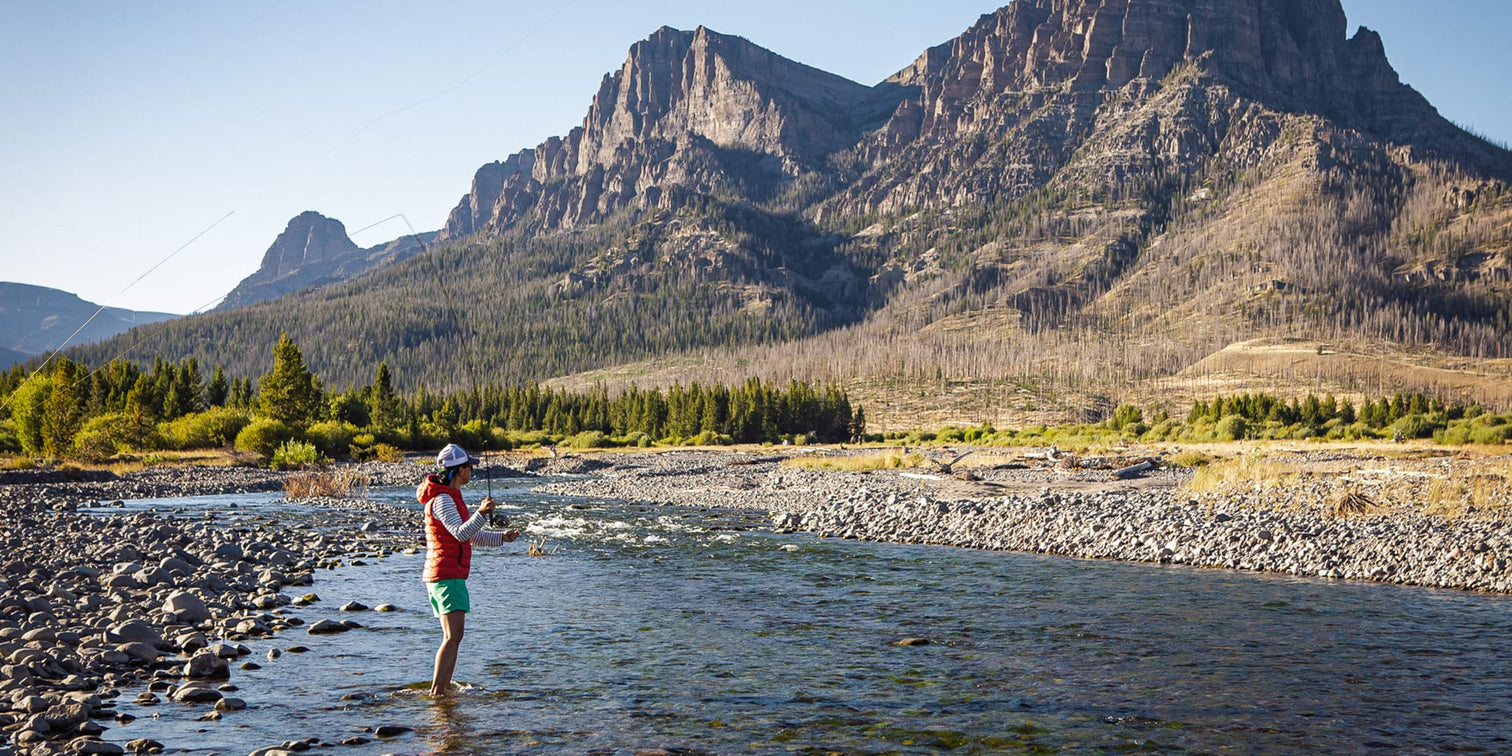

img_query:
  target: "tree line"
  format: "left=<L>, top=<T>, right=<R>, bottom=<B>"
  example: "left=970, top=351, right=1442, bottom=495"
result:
left=0, top=333, right=865, bottom=463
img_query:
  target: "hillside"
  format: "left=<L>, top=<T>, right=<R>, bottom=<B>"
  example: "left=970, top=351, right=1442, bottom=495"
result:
left=0, top=282, right=178, bottom=360
left=217, top=212, right=436, bottom=310
left=73, top=0, right=1512, bottom=424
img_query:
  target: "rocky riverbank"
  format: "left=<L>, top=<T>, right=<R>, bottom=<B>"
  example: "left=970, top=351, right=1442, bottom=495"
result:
left=534, top=448, right=1512, bottom=594
left=0, top=460, right=455, bottom=756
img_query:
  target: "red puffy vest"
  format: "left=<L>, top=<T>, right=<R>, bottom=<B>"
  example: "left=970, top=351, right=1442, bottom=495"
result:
left=418, top=474, right=471, bottom=582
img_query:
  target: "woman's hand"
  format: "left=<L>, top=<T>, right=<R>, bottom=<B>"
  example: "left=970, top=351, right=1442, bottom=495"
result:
left=477, top=498, right=496, bottom=517
left=502, top=530, right=520, bottom=542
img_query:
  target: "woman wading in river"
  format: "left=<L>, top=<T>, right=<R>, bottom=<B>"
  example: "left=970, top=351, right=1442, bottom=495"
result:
left=418, top=443, right=520, bottom=696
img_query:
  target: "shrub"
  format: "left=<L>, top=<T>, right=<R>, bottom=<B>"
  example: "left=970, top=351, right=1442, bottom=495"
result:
left=371, top=443, right=405, bottom=462
left=689, top=430, right=724, bottom=446
left=303, top=420, right=356, bottom=460
left=1392, top=413, right=1442, bottom=440
left=1469, top=423, right=1512, bottom=445
left=235, top=419, right=293, bottom=459
left=73, top=413, right=130, bottom=462
left=1107, top=404, right=1144, bottom=431
left=0, top=421, right=19, bottom=454
left=936, top=427, right=964, bottom=443
left=1169, top=450, right=1213, bottom=468
left=160, top=408, right=253, bottom=450
left=1215, top=415, right=1249, bottom=442
left=563, top=430, right=611, bottom=449
left=1436, top=424, right=1473, bottom=445
left=270, top=439, right=323, bottom=471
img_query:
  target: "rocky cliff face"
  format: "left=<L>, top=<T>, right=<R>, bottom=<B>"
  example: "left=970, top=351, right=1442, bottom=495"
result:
left=219, top=212, right=433, bottom=309
left=149, top=0, right=1512, bottom=393
left=441, top=26, right=879, bottom=239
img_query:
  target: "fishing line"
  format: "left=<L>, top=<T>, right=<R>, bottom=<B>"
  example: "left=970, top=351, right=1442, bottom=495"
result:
left=0, top=212, right=236, bottom=414
left=337, top=0, right=584, bottom=150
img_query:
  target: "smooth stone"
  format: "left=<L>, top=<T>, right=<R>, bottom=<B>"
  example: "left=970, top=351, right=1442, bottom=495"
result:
left=306, top=619, right=347, bottom=635
left=172, top=685, right=223, bottom=704
left=374, top=725, right=412, bottom=737
left=895, top=638, right=931, bottom=646
left=374, top=604, right=397, bottom=613
left=67, top=736, right=125, bottom=755
left=125, top=738, right=164, bottom=753
left=214, top=696, right=246, bottom=711
left=183, top=651, right=229, bottom=679
left=339, top=601, right=368, bottom=612
left=162, top=592, right=211, bottom=623
left=108, top=621, right=163, bottom=648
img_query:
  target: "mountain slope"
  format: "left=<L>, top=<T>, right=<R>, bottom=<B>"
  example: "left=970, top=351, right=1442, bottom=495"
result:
left=218, top=211, right=436, bottom=310
left=72, top=0, right=1512, bottom=413
left=1, top=282, right=178, bottom=357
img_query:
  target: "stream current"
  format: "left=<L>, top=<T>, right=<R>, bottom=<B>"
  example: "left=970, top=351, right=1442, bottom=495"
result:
left=100, top=479, right=1512, bottom=754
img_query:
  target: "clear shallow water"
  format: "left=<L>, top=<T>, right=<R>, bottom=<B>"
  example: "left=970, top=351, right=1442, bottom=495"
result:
left=104, top=480, right=1512, bottom=754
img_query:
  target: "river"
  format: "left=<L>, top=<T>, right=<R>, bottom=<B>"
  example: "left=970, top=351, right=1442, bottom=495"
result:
left=102, top=478, right=1512, bottom=754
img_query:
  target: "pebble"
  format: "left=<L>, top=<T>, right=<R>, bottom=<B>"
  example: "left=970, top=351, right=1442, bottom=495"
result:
left=0, top=460, right=439, bottom=752
left=534, top=450, right=1512, bottom=595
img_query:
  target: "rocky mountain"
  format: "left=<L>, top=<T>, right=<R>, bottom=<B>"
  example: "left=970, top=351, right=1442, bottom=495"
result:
left=0, top=282, right=178, bottom=359
left=217, top=212, right=436, bottom=310
left=75, top=0, right=1512, bottom=408
left=440, top=25, right=892, bottom=239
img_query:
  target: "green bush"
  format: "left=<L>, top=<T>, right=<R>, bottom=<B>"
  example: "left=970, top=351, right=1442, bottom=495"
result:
left=689, top=430, right=724, bottom=446
left=1392, top=413, right=1442, bottom=440
left=0, top=421, right=19, bottom=454
left=270, top=439, right=323, bottom=470
left=1107, top=404, right=1144, bottom=431
left=1216, top=415, right=1249, bottom=442
left=371, top=443, right=405, bottom=462
left=1436, top=424, right=1473, bottom=445
left=160, top=408, right=253, bottom=450
left=936, top=427, right=964, bottom=443
left=1470, top=423, right=1512, bottom=445
left=235, top=419, right=293, bottom=459
left=563, top=430, right=612, bottom=449
left=73, top=413, right=130, bottom=461
left=303, top=420, right=356, bottom=459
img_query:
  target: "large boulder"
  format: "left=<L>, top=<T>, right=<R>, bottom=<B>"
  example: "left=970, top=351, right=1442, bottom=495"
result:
left=182, top=651, right=228, bottom=680
left=162, top=591, right=212, bottom=623
left=107, top=621, right=163, bottom=648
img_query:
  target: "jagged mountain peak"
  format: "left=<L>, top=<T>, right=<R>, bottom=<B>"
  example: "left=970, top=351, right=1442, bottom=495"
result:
left=441, top=24, right=877, bottom=240
left=218, top=212, right=432, bottom=310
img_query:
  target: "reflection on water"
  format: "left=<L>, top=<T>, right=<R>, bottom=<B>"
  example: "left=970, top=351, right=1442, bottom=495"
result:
left=106, top=479, right=1512, bottom=754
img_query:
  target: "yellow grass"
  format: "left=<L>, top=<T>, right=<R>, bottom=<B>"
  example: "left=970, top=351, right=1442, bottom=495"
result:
left=284, top=469, right=369, bottom=500
left=780, top=450, right=927, bottom=472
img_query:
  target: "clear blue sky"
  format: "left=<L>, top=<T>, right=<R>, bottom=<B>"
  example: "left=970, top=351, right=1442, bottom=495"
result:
left=1, top=0, right=1507, bottom=315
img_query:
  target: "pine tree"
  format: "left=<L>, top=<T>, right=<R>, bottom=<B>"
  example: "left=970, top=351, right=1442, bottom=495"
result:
left=206, top=366, right=229, bottom=408
left=258, top=333, right=324, bottom=428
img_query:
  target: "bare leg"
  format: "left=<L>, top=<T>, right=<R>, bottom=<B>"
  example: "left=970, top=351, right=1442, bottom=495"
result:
left=431, top=610, right=466, bottom=696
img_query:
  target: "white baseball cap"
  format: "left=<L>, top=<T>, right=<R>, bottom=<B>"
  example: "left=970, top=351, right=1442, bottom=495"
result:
left=436, top=443, right=480, bottom=469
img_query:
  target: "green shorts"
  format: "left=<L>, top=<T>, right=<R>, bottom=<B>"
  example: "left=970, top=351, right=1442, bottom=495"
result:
left=426, top=578, right=470, bottom=616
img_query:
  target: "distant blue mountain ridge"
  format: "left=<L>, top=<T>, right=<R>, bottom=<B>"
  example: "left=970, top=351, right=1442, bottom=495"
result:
left=0, top=282, right=178, bottom=363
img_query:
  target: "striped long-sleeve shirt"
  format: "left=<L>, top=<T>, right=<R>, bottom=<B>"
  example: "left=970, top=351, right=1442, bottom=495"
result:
left=429, top=490, right=507, bottom=547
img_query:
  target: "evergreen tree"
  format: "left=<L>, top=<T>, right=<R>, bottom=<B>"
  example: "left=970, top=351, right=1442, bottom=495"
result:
left=206, top=366, right=229, bottom=408
left=257, top=333, right=324, bottom=428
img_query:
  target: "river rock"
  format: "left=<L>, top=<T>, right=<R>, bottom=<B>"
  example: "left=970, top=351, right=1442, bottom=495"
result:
left=182, top=651, right=228, bottom=679
left=162, top=591, right=211, bottom=623
left=339, top=601, right=368, bottom=612
left=306, top=619, right=348, bottom=635
left=114, top=642, right=158, bottom=664
left=67, top=736, right=124, bottom=755
left=172, top=684, right=223, bottom=704
left=107, top=621, right=163, bottom=648
left=124, top=738, right=164, bottom=754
